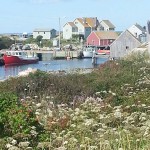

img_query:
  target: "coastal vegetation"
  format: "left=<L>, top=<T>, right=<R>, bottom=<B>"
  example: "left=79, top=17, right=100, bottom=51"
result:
left=0, top=51, right=150, bottom=149
left=0, top=34, right=81, bottom=50
left=0, top=37, right=14, bottom=50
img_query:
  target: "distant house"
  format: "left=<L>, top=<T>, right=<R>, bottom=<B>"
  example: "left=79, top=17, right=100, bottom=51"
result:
left=63, top=17, right=99, bottom=40
left=98, top=20, right=115, bottom=31
left=63, top=22, right=78, bottom=40
left=33, top=28, right=56, bottom=39
left=22, top=32, right=28, bottom=38
left=128, top=23, right=147, bottom=42
left=110, top=30, right=141, bottom=59
left=86, top=31, right=118, bottom=48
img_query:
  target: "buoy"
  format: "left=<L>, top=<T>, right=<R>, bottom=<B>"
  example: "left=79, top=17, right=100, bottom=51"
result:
left=66, top=56, right=71, bottom=60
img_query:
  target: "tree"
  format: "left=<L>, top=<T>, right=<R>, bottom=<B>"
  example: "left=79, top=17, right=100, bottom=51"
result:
left=36, top=35, right=43, bottom=43
left=0, top=37, right=14, bottom=50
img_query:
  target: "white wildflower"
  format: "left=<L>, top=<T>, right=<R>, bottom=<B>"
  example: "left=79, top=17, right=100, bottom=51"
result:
left=47, top=109, right=53, bottom=117
left=114, top=109, right=122, bottom=118
left=11, top=139, right=17, bottom=145
left=6, top=143, right=12, bottom=149
left=84, top=119, right=94, bottom=126
left=35, top=111, right=40, bottom=115
left=112, top=92, right=116, bottom=96
left=63, top=141, right=68, bottom=145
left=36, top=103, right=41, bottom=108
left=89, top=146, right=98, bottom=150
left=70, top=124, right=76, bottom=128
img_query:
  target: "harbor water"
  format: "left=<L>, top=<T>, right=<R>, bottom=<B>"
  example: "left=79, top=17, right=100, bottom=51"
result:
left=0, top=58, right=108, bottom=80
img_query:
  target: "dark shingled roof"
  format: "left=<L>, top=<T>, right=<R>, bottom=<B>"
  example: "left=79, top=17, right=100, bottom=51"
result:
left=100, top=20, right=115, bottom=28
left=134, top=23, right=146, bottom=33
left=33, top=28, right=55, bottom=32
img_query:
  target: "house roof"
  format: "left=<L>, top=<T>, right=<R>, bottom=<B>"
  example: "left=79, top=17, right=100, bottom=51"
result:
left=68, top=22, right=77, bottom=27
left=110, top=30, right=141, bottom=47
left=76, top=18, right=91, bottom=27
left=100, top=20, right=115, bottom=28
left=84, top=17, right=97, bottom=27
left=94, top=31, right=118, bottom=39
left=33, top=28, right=55, bottom=32
left=126, top=30, right=141, bottom=42
left=134, top=23, right=146, bottom=32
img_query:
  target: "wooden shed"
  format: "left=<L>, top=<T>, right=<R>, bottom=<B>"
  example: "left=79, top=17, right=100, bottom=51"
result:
left=86, top=31, right=118, bottom=49
left=110, top=30, right=141, bottom=59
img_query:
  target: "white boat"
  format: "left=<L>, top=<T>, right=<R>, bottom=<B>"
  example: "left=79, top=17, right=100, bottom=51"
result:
left=82, top=46, right=97, bottom=58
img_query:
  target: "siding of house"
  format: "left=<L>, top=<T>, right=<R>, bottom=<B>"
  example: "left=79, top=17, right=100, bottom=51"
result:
left=74, top=19, right=84, bottom=35
left=128, top=25, right=143, bottom=38
left=128, top=24, right=147, bottom=42
left=87, top=31, right=118, bottom=47
left=84, top=27, right=92, bottom=39
left=87, top=32, right=99, bottom=46
left=110, top=30, right=141, bottom=58
left=63, top=24, right=73, bottom=39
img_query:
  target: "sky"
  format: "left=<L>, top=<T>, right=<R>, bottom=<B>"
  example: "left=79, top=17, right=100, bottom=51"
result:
left=0, top=0, right=150, bottom=33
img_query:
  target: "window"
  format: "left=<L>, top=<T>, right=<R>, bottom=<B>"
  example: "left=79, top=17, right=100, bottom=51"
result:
left=126, top=46, right=129, bottom=49
left=44, top=32, right=45, bottom=34
left=72, top=27, right=76, bottom=32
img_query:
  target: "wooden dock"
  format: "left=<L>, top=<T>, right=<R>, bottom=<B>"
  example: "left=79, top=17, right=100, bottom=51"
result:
left=0, top=49, right=81, bottom=61
left=35, top=50, right=80, bottom=60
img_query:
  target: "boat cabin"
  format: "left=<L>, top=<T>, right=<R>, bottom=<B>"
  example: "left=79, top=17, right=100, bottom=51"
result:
left=6, top=51, right=36, bottom=57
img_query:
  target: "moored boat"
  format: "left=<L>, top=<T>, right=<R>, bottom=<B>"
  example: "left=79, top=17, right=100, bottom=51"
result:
left=97, top=49, right=110, bottom=55
left=3, top=50, right=39, bottom=66
left=82, top=46, right=97, bottom=58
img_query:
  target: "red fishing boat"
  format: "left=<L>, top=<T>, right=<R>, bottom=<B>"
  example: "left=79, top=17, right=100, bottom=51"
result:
left=3, top=50, right=39, bottom=66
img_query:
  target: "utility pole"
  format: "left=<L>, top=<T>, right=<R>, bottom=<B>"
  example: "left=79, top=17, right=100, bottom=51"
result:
left=59, top=17, right=61, bottom=50
left=58, top=16, right=66, bottom=50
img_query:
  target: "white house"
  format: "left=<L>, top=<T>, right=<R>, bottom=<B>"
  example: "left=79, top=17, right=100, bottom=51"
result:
left=98, top=20, right=115, bottom=31
left=33, top=28, right=56, bottom=39
left=128, top=23, right=147, bottom=42
left=63, top=22, right=78, bottom=39
left=63, top=17, right=99, bottom=40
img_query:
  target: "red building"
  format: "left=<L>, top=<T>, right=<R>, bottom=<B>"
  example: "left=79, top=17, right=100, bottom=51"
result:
left=86, top=31, right=118, bottom=49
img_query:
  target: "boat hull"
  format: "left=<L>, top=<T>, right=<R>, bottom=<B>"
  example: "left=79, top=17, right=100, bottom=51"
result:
left=83, top=51, right=93, bottom=58
left=3, top=55, right=39, bottom=66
